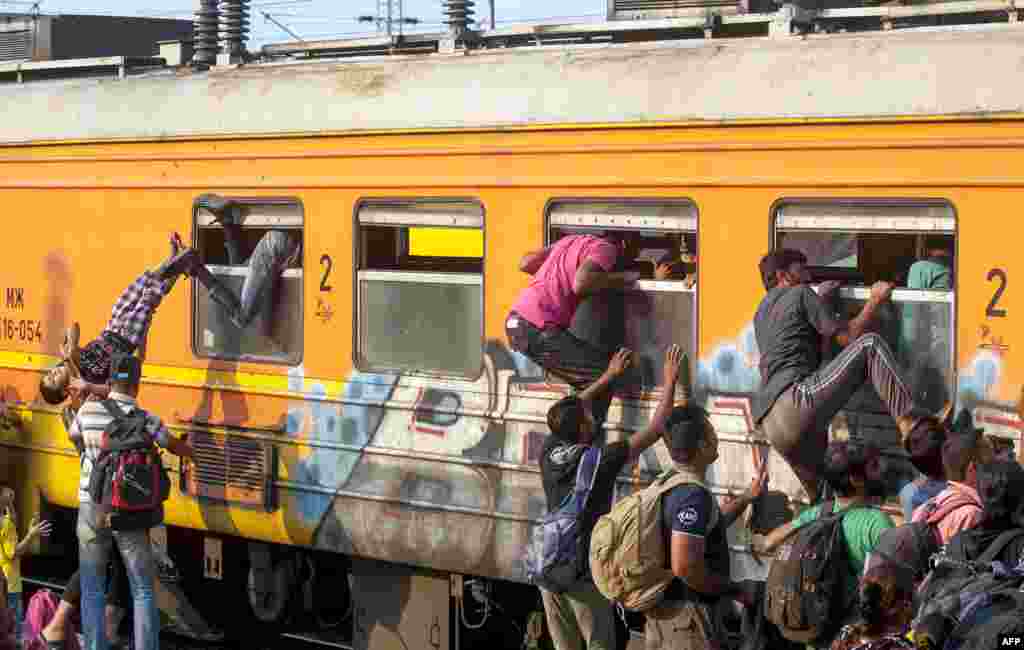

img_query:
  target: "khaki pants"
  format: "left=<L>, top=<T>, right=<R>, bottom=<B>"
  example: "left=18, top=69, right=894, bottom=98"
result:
left=644, top=600, right=720, bottom=650
left=540, top=582, right=616, bottom=650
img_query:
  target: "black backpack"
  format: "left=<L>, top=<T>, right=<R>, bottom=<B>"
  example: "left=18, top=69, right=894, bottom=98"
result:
left=764, top=500, right=851, bottom=645
left=86, top=399, right=171, bottom=531
left=913, top=528, right=1024, bottom=650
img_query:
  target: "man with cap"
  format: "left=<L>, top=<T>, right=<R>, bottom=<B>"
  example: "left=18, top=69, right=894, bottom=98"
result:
left=752, top=248, right=950, bottom=502
left=69, top=354, right=193, bottom=650
left=648, top=404, right=766, bottom=650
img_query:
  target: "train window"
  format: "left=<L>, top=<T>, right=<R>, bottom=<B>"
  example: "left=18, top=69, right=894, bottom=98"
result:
left=548, top=199, right=698, bottom=390
left=773, top=200, right=956, bottom=487
left=356, top=199, right=484, bottom=378
left=192, top=197, right=303, bottom=365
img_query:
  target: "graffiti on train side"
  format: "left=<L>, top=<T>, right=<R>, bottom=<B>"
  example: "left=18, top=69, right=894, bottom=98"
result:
left=274, top=320, right=1020, bottom=582
left=276, top=327, right=772, bottom=581
left=696, top=324, right=760, bottom=396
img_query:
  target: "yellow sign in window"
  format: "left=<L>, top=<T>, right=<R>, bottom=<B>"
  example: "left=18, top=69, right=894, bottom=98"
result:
left=409, top=227, right=483, bottom=258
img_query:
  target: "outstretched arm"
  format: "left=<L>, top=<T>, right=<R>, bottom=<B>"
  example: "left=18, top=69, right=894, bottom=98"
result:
left=721, top=462, right=768, bottom=529
left=519, top=247, right=553, bottom=275
left=752, top=520, right=799, bottom=555
left=166, top=435, right=194, bottom=460
left=833, top=281, right=893, bottom=347
left=60, top=323, right=81, bottom=363
left=573, top=261, right=640, bottom=297
left=625, top=345, right=684, bottom=462
left=578, top=348, right=632, bottom=405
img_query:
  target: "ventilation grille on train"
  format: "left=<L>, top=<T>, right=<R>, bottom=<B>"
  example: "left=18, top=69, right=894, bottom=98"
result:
left=182, top=431, right=276, bottom=510
left=0, top=30, right=32, bottom=63
left=609, top=0, right=740, bottom=18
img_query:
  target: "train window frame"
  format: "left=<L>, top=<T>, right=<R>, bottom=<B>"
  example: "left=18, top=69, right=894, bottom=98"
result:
left=770, top=198, right=959, bottom=486
left=543, top=197, right=699, bottom=392
left=190, top=196, right=304, bottom=366
left=353, top=197, right=486, bottom=380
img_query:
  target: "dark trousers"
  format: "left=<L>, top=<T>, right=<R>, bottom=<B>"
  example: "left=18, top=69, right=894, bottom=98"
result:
left=761, top=333, right=917, bottom=499
left=506, top=312, right=615, bottom=427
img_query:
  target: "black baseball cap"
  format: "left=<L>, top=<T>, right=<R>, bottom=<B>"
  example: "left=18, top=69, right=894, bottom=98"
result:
left=110, top=354, right=142, bottom=385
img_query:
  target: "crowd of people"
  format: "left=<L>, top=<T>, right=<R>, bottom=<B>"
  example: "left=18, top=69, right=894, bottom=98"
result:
left=0, top=218, right=1010, bottom=650
left=511, top=233, right=1022, bottom=650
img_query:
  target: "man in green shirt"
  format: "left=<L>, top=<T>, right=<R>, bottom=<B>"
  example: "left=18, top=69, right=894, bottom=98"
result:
left=753, top=440, right=895, bottom=645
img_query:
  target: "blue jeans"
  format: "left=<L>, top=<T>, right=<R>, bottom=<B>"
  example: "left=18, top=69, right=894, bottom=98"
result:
left=200, top=229, right=300, bottom=329
left=7, top=592, right=22, bottom=641
left=77, top=502, right=159, bottom=650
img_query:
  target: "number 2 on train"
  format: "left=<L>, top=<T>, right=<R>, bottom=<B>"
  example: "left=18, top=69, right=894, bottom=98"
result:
left=986, top=268, right=1007, bottom=318
left=320, top=254, right=333, bottom=292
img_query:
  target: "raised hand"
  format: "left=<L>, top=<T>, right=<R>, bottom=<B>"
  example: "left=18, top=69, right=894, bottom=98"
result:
left=662, top=344, right=684, bottom=387
left=606, top=348, right=633, bottom=378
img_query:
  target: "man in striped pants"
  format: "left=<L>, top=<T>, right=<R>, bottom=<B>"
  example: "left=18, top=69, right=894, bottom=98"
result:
left=751, top=249, right=950, bottom=502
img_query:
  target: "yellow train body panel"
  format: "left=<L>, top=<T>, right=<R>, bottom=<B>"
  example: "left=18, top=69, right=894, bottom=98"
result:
left=0, top=117, right=1021, bottom=583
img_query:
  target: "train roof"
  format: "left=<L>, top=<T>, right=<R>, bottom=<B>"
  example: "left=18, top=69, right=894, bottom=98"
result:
left=3, top=3, right=1024, bottom=145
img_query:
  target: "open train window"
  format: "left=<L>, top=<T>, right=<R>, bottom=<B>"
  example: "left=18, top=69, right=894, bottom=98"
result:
left=192, top=197, right=303, bottom=365
left=773, top=200, right=957, bottom=491
left=548, top=199, right=698, bottom=391
left=355, top=199, right=484, bottom=378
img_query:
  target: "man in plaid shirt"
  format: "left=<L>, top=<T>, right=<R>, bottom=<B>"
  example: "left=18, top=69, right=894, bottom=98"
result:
left=39, top=233, right=198, bottom=407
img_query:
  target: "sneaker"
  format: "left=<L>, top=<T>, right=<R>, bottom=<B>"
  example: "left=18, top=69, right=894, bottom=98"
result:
left=160, top=247, right=199, bottom=279
left=196, top=193, right=238, bottom=224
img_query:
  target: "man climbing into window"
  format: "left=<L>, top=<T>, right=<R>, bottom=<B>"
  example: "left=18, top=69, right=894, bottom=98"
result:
left=39, top=233, right=197, bottom=407
left=192, top=194, right=301, bottom=332
left=752, top=249, right=951, bottom=502
left=506, top=231, right=642, bottom=427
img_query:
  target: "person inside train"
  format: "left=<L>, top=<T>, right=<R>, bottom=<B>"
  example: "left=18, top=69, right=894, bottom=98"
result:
left=38, top=233, right=198, bottom=407
left=751, top=248, right=951, bottom=502
left=69, top=354, right=194, bottom=650
left=507, top=230, right=642, bottom=428
left=649, top=233, right=697, bottom=287
left=646, top=404, right=765, bottom=650
left=191, top=193, right=301, bottom=332
left=538, top=345, right=684, bottom=650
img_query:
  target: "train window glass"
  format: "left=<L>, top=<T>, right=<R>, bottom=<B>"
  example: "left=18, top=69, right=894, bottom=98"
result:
left=773, top=200, right=957, bottom=493
left=192, top=198, right=303, bottom=365
left=356, top=200, right=484, bottom=378
left=547, top=200, right=698, bottom=391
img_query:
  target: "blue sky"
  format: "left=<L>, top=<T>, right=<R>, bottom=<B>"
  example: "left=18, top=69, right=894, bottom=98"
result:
left=4, top=0, right=607, bottom=48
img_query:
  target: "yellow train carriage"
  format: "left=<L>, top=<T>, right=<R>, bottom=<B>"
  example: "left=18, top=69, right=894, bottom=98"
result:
left=0, top=14, right=1022, bottom=649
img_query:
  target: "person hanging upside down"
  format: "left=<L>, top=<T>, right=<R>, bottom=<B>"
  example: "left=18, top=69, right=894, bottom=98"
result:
left=38, top=233, right=198, bottom=407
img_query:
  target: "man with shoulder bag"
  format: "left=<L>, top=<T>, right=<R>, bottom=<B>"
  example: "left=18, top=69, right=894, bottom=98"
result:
left=69, top=354, right=193, bottom=650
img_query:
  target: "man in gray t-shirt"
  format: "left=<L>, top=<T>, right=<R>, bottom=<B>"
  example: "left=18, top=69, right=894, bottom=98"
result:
left=752, top=249, right=947, bottom=501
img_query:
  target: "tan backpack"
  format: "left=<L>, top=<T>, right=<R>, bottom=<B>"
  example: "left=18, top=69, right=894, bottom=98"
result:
left=589, top=468, right=707, bottom=612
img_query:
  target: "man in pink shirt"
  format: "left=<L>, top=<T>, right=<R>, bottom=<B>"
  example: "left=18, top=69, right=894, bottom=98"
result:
left=506, top=232, right=641, bottom=425
left=912, top=428, right=993, bottom=546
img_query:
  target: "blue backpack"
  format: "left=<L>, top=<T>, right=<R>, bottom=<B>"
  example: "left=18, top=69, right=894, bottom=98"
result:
left=525, top=446, right=603, bottom=593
